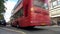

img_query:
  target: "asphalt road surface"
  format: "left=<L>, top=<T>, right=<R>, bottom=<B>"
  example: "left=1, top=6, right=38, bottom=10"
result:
left=0, top=25, right=60, bottom=34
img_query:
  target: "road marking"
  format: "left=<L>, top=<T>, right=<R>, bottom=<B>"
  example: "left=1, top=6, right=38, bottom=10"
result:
left=0, top=27, right=26, bottom=34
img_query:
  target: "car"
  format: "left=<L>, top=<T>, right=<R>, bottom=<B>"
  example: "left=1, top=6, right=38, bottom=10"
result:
left=0, top=20, right=6, bottom=26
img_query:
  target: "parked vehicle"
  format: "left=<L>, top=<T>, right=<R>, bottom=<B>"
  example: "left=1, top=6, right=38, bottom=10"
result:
left=0, top=20, right=6, bottom=26
left=11, top=0, right=51, bottom=28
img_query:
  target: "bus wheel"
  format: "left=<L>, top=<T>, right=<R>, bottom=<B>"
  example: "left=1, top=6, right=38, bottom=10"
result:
left=16, top=24, right=19, bottom=28
left=16, top=23, right=20, bottom=28
left=11, top=23, right=14, bottom=27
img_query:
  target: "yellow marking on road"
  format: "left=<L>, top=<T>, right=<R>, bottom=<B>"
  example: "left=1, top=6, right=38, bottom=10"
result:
left=0, top=27, right=26, bottom=34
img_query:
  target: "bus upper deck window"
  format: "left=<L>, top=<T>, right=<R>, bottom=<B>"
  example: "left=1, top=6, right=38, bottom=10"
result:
left=25, top=4, right=28, bottom=17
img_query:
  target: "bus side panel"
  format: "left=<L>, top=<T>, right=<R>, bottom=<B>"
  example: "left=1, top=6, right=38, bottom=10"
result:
left=18, top=0, right=32, bottom=27
left=31, top=7, right=51, bottom=26
left=17, top=17, right=31, bottom=27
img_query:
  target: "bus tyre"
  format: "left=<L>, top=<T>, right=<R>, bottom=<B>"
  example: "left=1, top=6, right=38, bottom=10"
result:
left=16, top=23, right=19, bottom=28
left=16, top=25, right=19, bottom=28
left=11, top=23, right=14, bottom=27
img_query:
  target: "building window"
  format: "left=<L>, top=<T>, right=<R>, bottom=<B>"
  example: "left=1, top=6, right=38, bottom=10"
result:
left=50, top=0, right=58, bottom=8
left=50, top=0, right=59, bottom=9
left=52, top=1, right=57, bottom=7
left=58, top=0, right=60, bottom=5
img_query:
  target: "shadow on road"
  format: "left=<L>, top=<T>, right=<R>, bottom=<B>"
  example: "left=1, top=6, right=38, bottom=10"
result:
left=20, top=27, right=46, bottom=31
left=0, top=25, right=47, bottom=32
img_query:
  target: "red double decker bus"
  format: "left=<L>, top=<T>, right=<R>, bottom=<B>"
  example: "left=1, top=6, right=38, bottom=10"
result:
left=11, top=0, right=50, bottom=28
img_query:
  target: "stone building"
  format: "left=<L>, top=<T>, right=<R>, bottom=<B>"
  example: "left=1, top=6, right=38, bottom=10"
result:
left=48, top=0, right=60, bottom=25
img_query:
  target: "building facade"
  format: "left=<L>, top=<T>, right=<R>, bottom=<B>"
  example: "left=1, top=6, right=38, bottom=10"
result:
left=48, top=0, right=60, bottom=25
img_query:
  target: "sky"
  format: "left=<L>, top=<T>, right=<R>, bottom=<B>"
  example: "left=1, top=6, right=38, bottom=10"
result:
left=4, top=0, right=18, bottom=22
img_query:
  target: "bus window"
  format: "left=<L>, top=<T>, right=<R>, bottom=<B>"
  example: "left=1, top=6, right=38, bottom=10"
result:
left=33, top=0, right=48, bottom=10
left=19, top=8, right=24, bottom=16
left=13, top=7, right=24, bottom=19
left=25, top=4, right=28, bottom=17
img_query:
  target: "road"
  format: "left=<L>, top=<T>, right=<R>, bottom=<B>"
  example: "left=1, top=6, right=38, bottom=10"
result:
left=0, top=28, right=21, bottom=34
left=0, top=25, right=60, bottom=34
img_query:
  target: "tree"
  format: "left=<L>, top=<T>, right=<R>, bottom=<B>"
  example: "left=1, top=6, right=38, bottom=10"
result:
left=0, top=0, right=7, bottom=20
left=0, top=0, right=5, bottom=13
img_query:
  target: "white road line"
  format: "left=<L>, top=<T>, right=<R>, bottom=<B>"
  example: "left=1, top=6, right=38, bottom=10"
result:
left=0, top=27, right=26, bottom=34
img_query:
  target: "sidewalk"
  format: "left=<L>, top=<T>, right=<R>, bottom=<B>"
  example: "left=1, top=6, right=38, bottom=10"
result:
left=51, top=25, right=60, bottom=27
left=35, top=25, right=60, bottom=28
